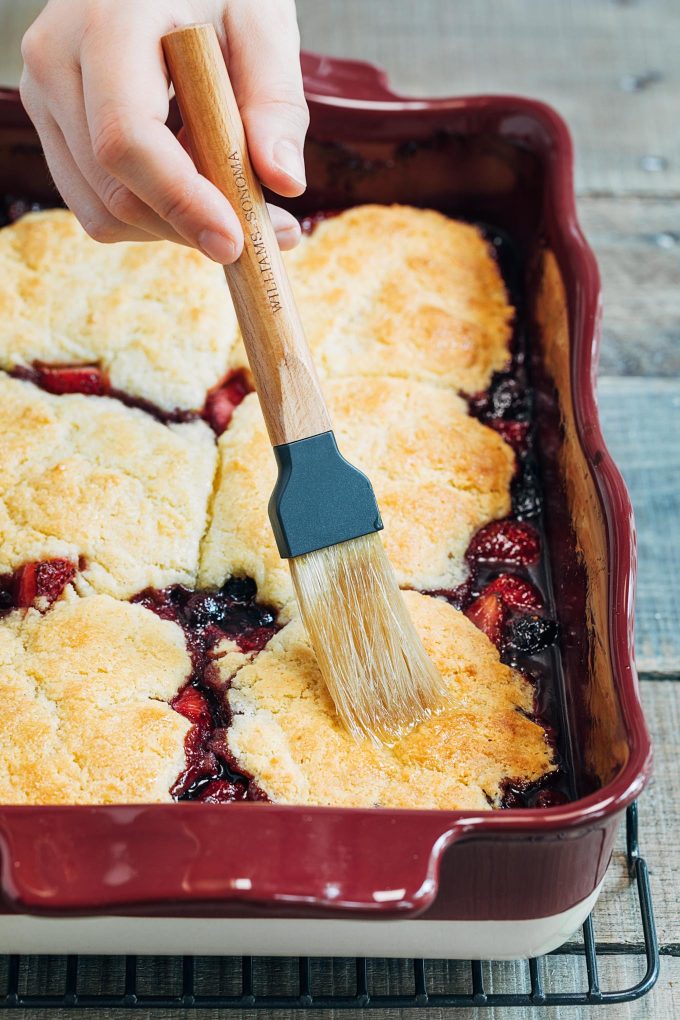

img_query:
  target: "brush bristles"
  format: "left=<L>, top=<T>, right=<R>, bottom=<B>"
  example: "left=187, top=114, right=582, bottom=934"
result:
left=289, top=532, right=448, bottom=743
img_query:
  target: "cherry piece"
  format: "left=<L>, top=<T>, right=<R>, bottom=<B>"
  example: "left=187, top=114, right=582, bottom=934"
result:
left=203, top=372, right=251, bottom=435
left=534, top=788, right=569, bottom=808
left=34, top=363, right=108, bottom=396
left=487, top=418, right=531, bottom=456
left=482, top=574, right=543, bottom=613
left=171, top=685, right=213, bottom=729
left=426, top=579, right=473, bottom=611
left=501, top=774, right=569, bottom=809
left=195, top=778, right=247, bottom=803
left=467, top=520, right=540, bottom=566
left=17, top=559, right=76, bottom=608
left=235, top=625, right=275, bottom=653
left=506, top=614, right=559, bottom=655
left=465, top=592, right=506, bottom=647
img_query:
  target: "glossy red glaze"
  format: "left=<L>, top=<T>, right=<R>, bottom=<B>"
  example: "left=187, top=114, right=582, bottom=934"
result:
left=0, top=60, right=652, bottom=922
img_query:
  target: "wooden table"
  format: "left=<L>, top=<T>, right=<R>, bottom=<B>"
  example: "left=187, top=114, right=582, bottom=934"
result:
left=0, top=1, right=678, bottom=1016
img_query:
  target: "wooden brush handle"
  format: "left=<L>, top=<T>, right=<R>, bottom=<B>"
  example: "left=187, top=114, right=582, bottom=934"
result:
left=162, top=23, right=331, bottom=446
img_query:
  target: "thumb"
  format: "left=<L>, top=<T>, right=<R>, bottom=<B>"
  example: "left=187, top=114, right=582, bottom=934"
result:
left=222, top=0, right=309, bottom=198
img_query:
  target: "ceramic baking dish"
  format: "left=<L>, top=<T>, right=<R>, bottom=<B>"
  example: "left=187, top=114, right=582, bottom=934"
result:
left=0, top=54, right=652, bottom=960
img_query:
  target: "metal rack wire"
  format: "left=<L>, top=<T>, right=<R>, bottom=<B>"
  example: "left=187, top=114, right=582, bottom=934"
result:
left=0, top=803, right=659, bottom=1010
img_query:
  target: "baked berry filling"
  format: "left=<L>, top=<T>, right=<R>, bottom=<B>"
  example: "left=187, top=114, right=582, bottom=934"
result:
left=133, top=578, right=278, bottom=802
left=203, top=371, right=251, bottom=435
left=31, top=362, right=108, bottom=396
left=500, top=773, right=570, bottom=810
left=466, top=519, right=541, bottom=567
left=1, top=195, right=46, bottom=225
left=0, top=558, right=76, bottom=616
left=8, top=362, right=252, bottom=435
left=1, top=203, right=569, bottom=809
left=482, top=573, right=543, bottom=612
left=299, top=209, right=342, bottom=235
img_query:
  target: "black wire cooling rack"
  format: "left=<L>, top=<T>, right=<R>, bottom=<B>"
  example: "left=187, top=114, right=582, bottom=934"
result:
left=0, top=803, right=659, bottom=1011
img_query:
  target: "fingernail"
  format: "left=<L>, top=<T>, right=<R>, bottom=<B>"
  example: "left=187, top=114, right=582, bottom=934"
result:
left=273, top=138, right=306, bottom=188
left=276, top=222, right=302, bottom=250
left=198, top=229, right=240, bottom=264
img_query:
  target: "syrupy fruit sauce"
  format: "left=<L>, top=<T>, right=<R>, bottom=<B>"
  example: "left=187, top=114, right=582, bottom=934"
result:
left=2, top=198, right=572, bottom=808
left=3, top=195, right=254, bottom=436
left=133, top=578, right=278, bottom=802
left=0, top=558, right=77, bottom=616
left=9, top=362, right=252, bottom=437
left=425, top=224, right=573, bottom=808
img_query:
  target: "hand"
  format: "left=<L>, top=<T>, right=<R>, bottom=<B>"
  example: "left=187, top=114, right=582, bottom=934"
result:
left=20, top=0, right=308, bottom=261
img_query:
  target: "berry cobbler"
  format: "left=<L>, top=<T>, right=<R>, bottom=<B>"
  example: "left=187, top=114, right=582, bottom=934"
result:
left=0, top=204, right=560, bottom=808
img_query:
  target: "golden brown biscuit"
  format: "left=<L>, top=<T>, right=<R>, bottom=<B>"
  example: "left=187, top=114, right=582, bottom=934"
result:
left=225, top=590, right=554, bottom=809
left=198, top=379, right=514, bottom=613
left=0, top=210, right=237, bottom=411
left=0, top=594, right=191, bottom=804
left=0, top=374, right=216, bottom=598
left=229, top=205, right=513, bottom=393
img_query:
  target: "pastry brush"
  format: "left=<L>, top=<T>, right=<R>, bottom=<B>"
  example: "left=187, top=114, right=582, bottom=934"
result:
left=162, top=23, right=446, bottom=742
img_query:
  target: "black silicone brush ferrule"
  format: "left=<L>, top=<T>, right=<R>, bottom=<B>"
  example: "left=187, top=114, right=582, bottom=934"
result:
left=268, top=430, right=383, bottom=559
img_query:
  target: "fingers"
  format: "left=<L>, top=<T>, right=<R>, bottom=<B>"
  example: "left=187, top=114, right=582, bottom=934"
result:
left=20, top=74, right=157, bottom=243
left=23, top=67, right=189, bottom=246
left=267, top=204, right=301, bottom=250
left=223, top=0, right=309, bottom=198
left=79, top=8, right=244, bottom=261
left=20, top=0, right=305, bottom=259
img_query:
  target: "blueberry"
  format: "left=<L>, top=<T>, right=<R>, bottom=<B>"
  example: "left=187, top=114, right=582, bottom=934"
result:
left=221, top=576, right=257, bottom=603
left=500, top=784, right=527, bottom=809
left=185, top=593, right=225, bottom=628
left=254, top=607, right=276, bottom=627
left=506, top=615, right=559, bottom=654
left=488, top=376, right=531, bottom=421
left=511, top=460, right=543, bottom=519
left=0, top=587, right=14, bottom=613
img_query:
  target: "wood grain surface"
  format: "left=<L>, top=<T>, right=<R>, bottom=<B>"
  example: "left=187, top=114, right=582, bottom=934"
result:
left=0, top=0, right=678, bottom=1016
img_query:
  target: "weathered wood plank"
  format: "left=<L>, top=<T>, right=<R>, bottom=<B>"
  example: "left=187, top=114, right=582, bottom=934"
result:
left=5, top=957, right=677, bottom=1020
left=581, top=681, right=679, bottom=949
left=598, top=379, right=680, bottom=673
left=296, top=0, right=680, bottom=197
left=579, top=198, right=680, bottom=376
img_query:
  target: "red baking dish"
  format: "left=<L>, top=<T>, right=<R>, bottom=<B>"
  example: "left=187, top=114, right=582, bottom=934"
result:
left=0, top=53, right=652, bottom=959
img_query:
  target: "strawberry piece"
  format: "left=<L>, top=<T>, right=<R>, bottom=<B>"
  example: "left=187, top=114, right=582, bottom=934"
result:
left=237, top=625, right=278, bottom=653
left=465, top=592, right=506, bottom=647
left=18, top=559, right=76, bottom=608
left=196, top=778, right=246, bottom=803
left=204, top=372, right=250, bottom=434
left=171, top=686, right=213, bottom=729
left=487, top=418, right=530, bottom=456
left=34, top=363, right=108, bottom=396
left=17, top=565, right=38, bottom=608
left=467, top=520, right=540, bottom=566
left=483, top=574, right=543, bottom=613
left=427, top=578, right=473, bottom=611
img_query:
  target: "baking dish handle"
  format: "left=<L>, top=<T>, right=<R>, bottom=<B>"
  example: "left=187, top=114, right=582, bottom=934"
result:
left=301, top=51, right=404, bottom=102
left=0, top=806, right=470, bottom=917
